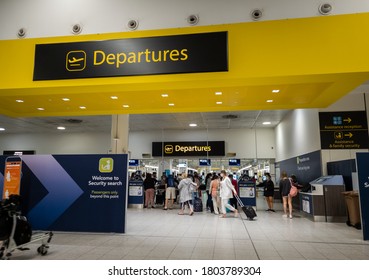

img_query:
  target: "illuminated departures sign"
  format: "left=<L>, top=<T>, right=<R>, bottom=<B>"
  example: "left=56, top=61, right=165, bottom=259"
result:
left=33, top=32, right=228, bottom=80
left=319, top=111, right=369, bottom=149
left=152, top=141, right=225, bottom=157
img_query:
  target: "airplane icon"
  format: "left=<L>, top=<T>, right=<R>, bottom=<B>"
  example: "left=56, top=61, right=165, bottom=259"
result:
left=66, top=50, right=86, bottom=71
left=165, top=145, right=174, bottom=153
left=68, top=57, right=84, bottom=66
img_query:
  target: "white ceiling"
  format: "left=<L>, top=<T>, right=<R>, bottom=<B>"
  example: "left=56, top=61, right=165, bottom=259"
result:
left=1, top=81, right=369, bottom=134
left=0, top=110, right=291, bottom=134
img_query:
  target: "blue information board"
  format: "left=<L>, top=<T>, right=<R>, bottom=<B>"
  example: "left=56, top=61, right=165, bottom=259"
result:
left=238, top=178, right=256, bottom=207
left=0, top=154, right=128, bottom=233
left=128, top=177, right=144, bottom=206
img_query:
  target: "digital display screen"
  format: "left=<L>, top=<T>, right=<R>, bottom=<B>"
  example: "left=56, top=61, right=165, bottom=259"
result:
left=199, top=159, right=211, bottom=166
left=229, top=159, right=240, bottom=166
left=129, top=159, right=139, bottom=166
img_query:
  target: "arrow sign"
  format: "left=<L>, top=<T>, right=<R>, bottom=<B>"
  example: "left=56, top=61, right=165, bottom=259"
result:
left=22, top=155, right=83, bottom=229
left=343, top=117, right=352, bottom=123
left=344, top=132, right=353, bottom=138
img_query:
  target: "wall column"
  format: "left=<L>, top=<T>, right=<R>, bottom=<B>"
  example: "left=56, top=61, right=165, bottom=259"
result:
left=111, top=115, right=129, bottom=154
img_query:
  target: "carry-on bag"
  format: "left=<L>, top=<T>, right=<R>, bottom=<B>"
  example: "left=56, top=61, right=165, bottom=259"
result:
left=234, top=193, right=257, bottom=220
left=193, top=197, right=203, bottom=212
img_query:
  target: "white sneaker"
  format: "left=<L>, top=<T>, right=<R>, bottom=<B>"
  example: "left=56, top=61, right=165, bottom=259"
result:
left=289, top=215, right=293, bottom=219
left=282, top=214, right=288, bottom=218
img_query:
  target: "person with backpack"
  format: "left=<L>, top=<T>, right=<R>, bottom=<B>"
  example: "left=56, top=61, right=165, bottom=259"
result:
left=279, top=171, right=293, bottom=219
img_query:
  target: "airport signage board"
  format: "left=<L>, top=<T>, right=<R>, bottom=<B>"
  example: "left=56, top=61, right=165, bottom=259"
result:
left=33, top=32, right=228, bottom=80
left=319, top=111, right=368, bottom=149
left=152, top=141, right=225, bottom=157
left=199, top=159, right=211, bottom=166
left=128, top=159, right=139, bottom=166
left=0, top=154, right=128, bottom=233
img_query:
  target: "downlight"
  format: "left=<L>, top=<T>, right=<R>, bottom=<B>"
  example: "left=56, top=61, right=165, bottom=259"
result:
left=187, top=14, right=199, bottom=26
left=251, top=9, right=263, bottom=21
left=17, top=28, right=26, bottom=38
left=127, top=19, right=139, bottom=30
left=319, top=3, right=332, bottom=15
left=72, top=24, right=82, bottom=35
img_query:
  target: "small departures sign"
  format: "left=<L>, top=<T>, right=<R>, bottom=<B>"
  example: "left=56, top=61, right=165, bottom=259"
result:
left=33, top=32, right=228, bottom=80
left=319, top=111, right=369, bottom=149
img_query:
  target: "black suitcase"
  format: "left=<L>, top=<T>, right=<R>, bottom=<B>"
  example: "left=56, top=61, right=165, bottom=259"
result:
left=234, top=194, right=257, bottom=220
left=193, top=197, right=203, bottom=212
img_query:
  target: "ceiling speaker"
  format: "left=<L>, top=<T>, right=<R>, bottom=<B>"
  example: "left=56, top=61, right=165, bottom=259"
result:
left=318, top=3, right=332, bottom=15
left=127, top=19, right=139, bottom=30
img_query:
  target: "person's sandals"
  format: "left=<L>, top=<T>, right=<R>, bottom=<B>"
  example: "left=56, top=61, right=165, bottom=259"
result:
left=234, top=210, right=239, bottom=218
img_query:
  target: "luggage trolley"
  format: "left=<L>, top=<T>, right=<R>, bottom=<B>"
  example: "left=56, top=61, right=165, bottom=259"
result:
left=0, top=195, right=53, bottom=260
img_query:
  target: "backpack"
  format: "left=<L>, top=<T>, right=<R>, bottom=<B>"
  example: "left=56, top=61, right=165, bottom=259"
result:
left=289, top=178, right=298, bottom=197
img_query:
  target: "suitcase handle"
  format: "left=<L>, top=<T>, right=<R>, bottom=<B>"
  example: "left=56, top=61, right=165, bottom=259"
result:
left=234, top=193, right=244, bottom=207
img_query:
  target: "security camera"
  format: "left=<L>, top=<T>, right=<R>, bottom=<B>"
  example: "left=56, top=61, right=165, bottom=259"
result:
left=251, top=9, right=263, bottom=21
left=319, top=3, right=332, bottom=15
left=17, top=28, right=26, bottom=38
left=187, top=14, right=199, bottom=26
left=127, top=19, right=139, bottom=30
left=72, top=24, right=82, bottom=34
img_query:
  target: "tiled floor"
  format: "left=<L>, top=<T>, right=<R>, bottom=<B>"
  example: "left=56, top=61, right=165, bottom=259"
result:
left=6, top=204, right=369, bottom=260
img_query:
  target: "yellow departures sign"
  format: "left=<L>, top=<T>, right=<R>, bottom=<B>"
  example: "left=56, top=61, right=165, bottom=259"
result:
left=93, top=48, right=188, bottom=68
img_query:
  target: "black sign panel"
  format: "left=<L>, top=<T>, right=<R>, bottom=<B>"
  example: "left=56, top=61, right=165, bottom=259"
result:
left=276, top=150, right=322, bottom=187
left=152, top=141, right=225, bottom=157
left=229, top=159, right=240, bottom=166
left=128, top=159, right=139, bottom=166
left=33, top=32, right=228, bottom=80
left=199, top=159, right=211, bottom=166
left=319, top=111, right=369, bottom=149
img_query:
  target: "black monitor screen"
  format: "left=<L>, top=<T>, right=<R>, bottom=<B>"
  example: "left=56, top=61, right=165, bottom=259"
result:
left=129, top=159, right=139, bottom=166
left=229, top=159, right=240, bottom=166
left=199, top=159, right=211, bottom=166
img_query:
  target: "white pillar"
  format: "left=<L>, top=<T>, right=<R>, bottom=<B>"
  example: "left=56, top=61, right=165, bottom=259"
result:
left=111, top=115, right=129, bottom=154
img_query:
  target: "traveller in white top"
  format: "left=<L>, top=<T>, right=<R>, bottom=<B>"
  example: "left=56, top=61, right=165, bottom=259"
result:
left=219, top=170, right=238, bottom=218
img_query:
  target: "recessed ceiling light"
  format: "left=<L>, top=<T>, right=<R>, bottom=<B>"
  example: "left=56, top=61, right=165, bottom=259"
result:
left=168, top=103, right=175, bottom=106
left=272, top=89, right=280, bottom=93
left=266, top=100, right=273, bottom=103
left=0, top=128, right=5, bottom=131
left=263, top=122, right=272, bottom=125
left=62, top=98, right=70, bottom=101
left=216, top=101, right=223, bottom=105
left=189, top=123, right=197, bottom=127
left=37, top=107, right=45, bottom=111
left=215, top=91, right=222, bottom=95
left=57, top=126, right=66, bottom=130
left=79, top=106, right=86, bottom=109
left=111, top=96, right=118, bottom=100
left=123, top=105, right=129, bottom=108
left=16, top=100, right=24, bottom=103
left=161, top=94, right=169, bottom=97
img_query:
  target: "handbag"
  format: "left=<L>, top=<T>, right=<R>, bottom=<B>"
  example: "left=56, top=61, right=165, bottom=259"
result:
left=289, top=178, right=298, bottom=197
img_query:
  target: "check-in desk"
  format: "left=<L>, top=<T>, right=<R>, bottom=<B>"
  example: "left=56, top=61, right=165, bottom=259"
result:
left=300, top=175, right=346, bottom=222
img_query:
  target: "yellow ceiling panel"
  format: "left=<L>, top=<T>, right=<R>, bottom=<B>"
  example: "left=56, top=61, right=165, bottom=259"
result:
left=1, top=13, right=369, bottom=117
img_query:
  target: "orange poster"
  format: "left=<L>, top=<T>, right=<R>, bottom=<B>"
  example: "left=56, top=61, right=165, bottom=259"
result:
left=2, top=158, right=22, bottom=199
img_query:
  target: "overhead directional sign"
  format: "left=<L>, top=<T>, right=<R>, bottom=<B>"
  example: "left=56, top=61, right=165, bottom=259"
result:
left=319, top=111, right=369, bottom=149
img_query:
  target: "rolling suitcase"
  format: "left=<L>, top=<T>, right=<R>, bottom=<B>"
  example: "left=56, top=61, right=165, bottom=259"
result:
left=234, top=193, right=257, bottom=220
left=193, top=197, right=203, bottom=212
